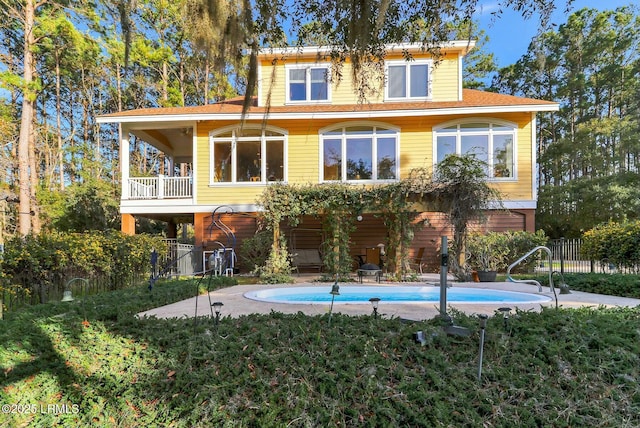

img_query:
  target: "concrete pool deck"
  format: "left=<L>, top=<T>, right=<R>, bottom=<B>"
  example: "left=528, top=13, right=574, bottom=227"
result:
left=138, top=274, right=640, bottom=321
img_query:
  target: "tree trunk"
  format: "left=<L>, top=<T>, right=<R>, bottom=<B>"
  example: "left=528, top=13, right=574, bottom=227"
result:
left=28, top=121, right=41, bottom=233
left=17, top=0, right=35, bottom=236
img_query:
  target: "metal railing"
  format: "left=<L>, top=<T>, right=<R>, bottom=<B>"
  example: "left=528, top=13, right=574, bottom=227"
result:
left=128, top=175, right=192, bottom=200
left=544, top=238, right=636, bottom=274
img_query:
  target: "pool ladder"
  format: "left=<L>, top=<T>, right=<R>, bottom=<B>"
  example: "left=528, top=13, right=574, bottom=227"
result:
left=506, top=246, right=555, bottom=294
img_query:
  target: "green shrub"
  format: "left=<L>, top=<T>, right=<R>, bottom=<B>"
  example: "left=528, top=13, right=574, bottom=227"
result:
left=466, top=230, right=547, bottom=273
left=239, top=229, right=273, bottom=275
left=582, top=220, right=640, bottom=272
left=0, top=231, right=166, bottom=308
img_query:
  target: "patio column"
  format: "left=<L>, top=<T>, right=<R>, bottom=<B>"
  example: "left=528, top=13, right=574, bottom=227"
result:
left=120, top=125, right=130, bottom=199
left=121, top=214, right=135, bottom=235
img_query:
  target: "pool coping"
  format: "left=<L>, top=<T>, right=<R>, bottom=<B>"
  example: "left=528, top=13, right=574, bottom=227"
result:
left=138, top=276, right=640, bottom=321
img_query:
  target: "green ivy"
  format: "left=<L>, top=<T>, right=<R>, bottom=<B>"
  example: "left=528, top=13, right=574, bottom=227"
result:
left=255, top=155, right=501, bottom=281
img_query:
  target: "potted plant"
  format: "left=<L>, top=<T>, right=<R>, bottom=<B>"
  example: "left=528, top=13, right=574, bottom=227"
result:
left=465, top=233, right=509, bottom=281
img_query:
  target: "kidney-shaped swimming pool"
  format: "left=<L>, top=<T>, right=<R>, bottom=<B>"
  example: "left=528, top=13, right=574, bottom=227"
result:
left=244, top=286, right=551, bottom=305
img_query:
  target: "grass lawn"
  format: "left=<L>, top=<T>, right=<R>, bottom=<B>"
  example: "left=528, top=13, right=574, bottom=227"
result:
left=1, top=277, right=639, bottom=427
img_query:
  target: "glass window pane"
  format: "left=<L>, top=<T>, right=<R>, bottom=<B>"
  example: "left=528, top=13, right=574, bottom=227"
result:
left=493, top=134, right=514, bottom=178
left=461, top=134, right=489, bottom=164
left=310, top=68, right=328, bottom=100
left=235, top=128, right=262, bottom=138
left=323, top=139, right=342, bottom=180
left=266, top=140, right=284, bottom=181
left=376, top=128, right=395, bottom=135
left=345, top=126, right=374, bottom=135
left=436, top=135, right=456, bottom=163
left=377, top=137, right=396, bottom=179
left=460, top=123, right=488, bottom=132
left=409, top=64, right=428, bottom=97
left=346, top=138, right=372, bottom=180
left=289, top=69, right=306, bottom=101
left=388, top=65, right=406, bottom=98
left=214, top=141, right=232, bottom=182
left=236, top=141, right=261, bottom=182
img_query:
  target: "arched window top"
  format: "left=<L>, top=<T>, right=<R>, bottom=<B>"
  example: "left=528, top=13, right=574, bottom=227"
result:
left=319, top=121, right=400, bottom=135
left=434, top=118, right=517, bottom=133
left=210, top=124, right=288, bottom=138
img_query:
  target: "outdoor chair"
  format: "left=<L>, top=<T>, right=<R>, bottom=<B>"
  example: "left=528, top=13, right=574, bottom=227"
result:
left=408, top=247, right=426, bottom=274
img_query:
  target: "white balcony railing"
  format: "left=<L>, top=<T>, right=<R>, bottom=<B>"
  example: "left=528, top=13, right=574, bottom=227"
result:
left=127, top=175, right=192, bottom=200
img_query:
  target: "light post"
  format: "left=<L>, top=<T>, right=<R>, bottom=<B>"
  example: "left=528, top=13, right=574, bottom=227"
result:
left=328, top=281, right=340, bottom=326
left=498, top=307, right=512, bottom=331
left=61, top=278, right=89, bottom=321
left=477, top=314, right=488, bottom=382
left=369, top=297, right=380, bottom=319
left=212, top=301, right=223, bottom=332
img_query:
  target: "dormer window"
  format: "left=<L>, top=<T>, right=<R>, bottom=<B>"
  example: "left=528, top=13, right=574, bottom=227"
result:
left=385, top=60, right=432, bottom=101
left=286, top=65, right=330, bottom=103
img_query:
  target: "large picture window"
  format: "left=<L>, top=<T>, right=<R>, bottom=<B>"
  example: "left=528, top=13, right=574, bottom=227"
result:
left=286, top=65, right=330, bottom=103
left=385, top=60, right=431, bottom=100
left=321, top=125, right=398, bottom=182
left=434, top=121, right=516, bottom=179
left=210, top=126, right=286, bottom=184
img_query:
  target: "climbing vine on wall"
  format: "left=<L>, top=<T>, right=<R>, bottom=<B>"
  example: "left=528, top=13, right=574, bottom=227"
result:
left=256, top=154, right=502, bottom=281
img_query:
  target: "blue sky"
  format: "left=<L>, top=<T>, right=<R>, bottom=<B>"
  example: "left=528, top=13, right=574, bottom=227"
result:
left=475, top=0, right=636, bottom=67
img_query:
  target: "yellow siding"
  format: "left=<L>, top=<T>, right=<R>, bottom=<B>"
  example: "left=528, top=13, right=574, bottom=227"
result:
left=431, top=53, right=460, bottom=101
left=258, top=51, right=462, bottom=106
left=194, top=112, right=535, bottom=206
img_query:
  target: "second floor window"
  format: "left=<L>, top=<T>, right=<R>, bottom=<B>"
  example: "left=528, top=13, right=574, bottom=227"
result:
left=286, top=65, right=330, bottom=102
left=386, top=60, right=431, bottom=100
left=321, top=125, right=399, bottom=182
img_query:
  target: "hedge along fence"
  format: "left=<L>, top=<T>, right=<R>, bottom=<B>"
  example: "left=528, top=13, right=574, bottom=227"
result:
left=581, top=220, right=640, bottom=273
left=0, top=231, right=166, bottom=314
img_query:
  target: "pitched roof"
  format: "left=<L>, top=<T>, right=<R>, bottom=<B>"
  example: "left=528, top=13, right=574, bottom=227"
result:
left=97, top=89, right=558, bottom=123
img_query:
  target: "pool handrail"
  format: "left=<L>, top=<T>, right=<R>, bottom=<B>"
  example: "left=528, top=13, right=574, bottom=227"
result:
left=506, top=246, right=554, bottom=294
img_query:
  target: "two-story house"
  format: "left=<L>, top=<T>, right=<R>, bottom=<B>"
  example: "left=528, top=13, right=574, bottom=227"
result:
left=97, top=42, right=558, bottom=273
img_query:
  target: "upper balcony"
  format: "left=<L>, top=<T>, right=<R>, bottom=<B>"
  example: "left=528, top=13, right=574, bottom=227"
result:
left=126, top=175, right=192, bottom=200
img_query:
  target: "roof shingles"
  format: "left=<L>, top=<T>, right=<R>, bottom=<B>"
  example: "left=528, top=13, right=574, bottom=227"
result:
left=98, top=89, right=557, bottom=119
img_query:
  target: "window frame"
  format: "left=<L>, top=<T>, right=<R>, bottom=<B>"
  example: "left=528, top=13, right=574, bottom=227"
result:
left=285, top=63, right=331, bottom=104
left=433, top=119, right=517, bottom=181
left=319, top=122, right=400, bottom=183
left=209, top=125, right=288, bottom=186
left=384, top=59, right=433, bottom=101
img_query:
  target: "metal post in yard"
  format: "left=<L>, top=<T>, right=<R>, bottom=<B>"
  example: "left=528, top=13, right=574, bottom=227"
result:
left=439, top=236, right=449, bottom=320
left=560, top=237, right=565, bottom=275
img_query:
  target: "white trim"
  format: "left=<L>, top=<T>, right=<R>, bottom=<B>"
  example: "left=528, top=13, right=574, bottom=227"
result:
left=458, top=52, right=463, bottom=101
left=121, top=199, right=195, bottom=213
left=97, top=104, right=559, bottom=124
left=257, top=62, right=263, bottom=107
left=257, top=41, right=477, bottom=58
left=501, top=200, right=537, bottom=210
left=121, top=125, right=130, bottom=200
left=318, top=120, right=401, bottom=135
left=120, top=200, right=535, bottom=214
left=531, top=113, right=538, bottom=202
left=192, top=121, right=198, bottom=201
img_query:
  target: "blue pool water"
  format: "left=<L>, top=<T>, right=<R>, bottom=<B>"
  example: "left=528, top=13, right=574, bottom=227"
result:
left=244, top=286, right=551, bottom=305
